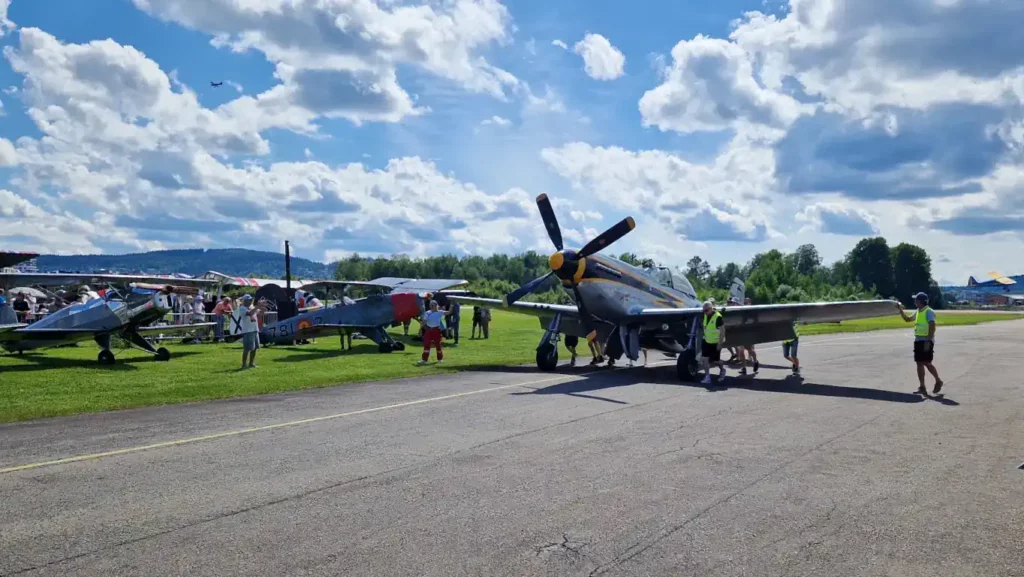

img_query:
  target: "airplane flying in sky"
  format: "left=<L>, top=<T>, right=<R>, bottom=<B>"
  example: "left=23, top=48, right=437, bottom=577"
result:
left=210, top=81, right=223, bottom=87
left=0, top=283, right=215, bottom=364
left=967, top=271, right=1019, bottom=290
left=450, top=194, right=899, bottom=380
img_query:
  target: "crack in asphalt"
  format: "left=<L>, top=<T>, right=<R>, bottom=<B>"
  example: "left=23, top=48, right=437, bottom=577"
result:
left=534, top=533, right=588, bottom=562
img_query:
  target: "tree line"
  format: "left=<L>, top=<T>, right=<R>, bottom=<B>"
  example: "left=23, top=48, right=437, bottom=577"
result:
left=333, top=237, right=943, bottom=308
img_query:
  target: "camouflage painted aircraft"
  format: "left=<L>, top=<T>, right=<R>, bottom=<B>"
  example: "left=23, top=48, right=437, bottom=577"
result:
left=450, top=194, right=899, bottom=381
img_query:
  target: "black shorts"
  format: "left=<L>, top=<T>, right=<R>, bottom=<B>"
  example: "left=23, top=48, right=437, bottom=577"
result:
left=564, top=335, right=579, bottom=348
left=701, top=340, right=721, bottom=362
left=914, top=340, right=935, bottom=363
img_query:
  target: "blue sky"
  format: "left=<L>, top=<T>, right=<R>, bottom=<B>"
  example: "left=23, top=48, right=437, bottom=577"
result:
left=0, top=0, right=1021, bottom=285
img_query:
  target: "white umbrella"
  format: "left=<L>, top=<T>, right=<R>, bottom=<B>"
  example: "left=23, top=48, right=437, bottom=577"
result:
left=9, top=287, right=48, bottom=299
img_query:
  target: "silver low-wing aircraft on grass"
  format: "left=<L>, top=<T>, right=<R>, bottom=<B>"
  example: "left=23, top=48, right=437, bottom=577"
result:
left=449, top=194, right=900, bottom=381
left=0, top=283, right=216, bottom=364
left=244, top=277, right=468, bottom=352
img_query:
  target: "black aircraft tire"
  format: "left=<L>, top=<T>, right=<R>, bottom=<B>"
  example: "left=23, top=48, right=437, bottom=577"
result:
left=536, top=342, right=558, bottom=371
left=392, top=341, right=406, bottom=351
left=155, top=347, right=171, bottom=362
left=676, top=348, right=700, bottom=382
left=378, top=342, right=394, bottom=353
left=98, top=350, right=116, bottom=365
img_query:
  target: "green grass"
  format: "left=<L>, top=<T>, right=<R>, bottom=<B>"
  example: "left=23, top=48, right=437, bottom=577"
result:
left=1, top=310, right=1021, bottom=422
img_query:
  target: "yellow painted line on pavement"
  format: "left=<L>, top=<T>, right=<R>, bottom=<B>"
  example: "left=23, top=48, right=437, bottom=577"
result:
left=0, top=332, right=904, bottom=475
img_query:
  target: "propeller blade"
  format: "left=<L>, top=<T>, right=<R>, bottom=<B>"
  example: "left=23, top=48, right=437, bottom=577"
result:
left=504, top=271, right=555, bottom=306
left=578, top=216, right=636, bottom=258
left=536, top=194, right=564, bottom=251
left=572, top=285, right=598, bottom=342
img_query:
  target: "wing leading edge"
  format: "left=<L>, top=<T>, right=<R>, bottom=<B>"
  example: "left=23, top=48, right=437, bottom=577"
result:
left=446, top=296, right=579, bottom=318
left=633, top=299, right=899, bottom=326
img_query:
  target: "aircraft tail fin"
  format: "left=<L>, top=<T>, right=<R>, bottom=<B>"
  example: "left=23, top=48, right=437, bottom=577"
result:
left=968, top=276, right=978, bottom=287
left=729, top=278, right=745, bottom=303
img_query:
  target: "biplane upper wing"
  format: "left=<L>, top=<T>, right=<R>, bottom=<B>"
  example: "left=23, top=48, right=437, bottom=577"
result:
left=632, top=299, right=899, bottom=326
left=446, top=296, right=579, bottom=318
left=298, top=279, right=397, bottom=292
left=0, top=272, right=216, bottom=289
left=372, top=277, right=469, bottom=294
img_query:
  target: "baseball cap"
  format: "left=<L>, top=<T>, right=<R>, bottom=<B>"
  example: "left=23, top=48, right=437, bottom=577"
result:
left=913, top=292, right=929, bottom=301
left=241, top=294, right=253, bottom=302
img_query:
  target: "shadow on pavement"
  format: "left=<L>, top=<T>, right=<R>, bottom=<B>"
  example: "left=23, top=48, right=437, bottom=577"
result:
left=687, top=374, right=927, bottom=404
left=463, top=361, right=932, bottom=406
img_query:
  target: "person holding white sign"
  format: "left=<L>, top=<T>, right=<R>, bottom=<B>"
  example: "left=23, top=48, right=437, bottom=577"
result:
left=237, top=294, right=262, bottom=370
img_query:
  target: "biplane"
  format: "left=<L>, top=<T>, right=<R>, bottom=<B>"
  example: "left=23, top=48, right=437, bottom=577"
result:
left=233, top=277, right=468, bottom=353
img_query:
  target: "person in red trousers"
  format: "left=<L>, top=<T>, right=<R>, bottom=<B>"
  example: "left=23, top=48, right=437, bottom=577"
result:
left=416, top=299, right=451, bottom=365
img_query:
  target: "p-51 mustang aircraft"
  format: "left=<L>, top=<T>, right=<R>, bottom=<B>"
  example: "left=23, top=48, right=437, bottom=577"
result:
left=0, top=284, right=216, bottom=364
left=242, top=277, right=468, bottom=353
left=450, top=194, right=899, bottom=381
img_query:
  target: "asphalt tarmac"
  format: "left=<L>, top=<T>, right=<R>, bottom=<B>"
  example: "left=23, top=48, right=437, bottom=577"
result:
left=2, top=322, right=1023, bottom=577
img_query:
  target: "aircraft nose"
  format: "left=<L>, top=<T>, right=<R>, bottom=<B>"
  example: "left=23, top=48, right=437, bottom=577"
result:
left=548, top=251, right=564, bottom=272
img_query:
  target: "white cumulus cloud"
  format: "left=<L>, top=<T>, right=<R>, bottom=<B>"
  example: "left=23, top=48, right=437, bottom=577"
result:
left=796, top=203, right=881, bottom=236
left=572, top=33, right=625, bottom=81
left=480, top=115, right=512, bottom=127
left=640, top=34, right=806, bottom=133
left=0, top=24, right=553, bottom=257
left=130, top=0, right=519, bottom=125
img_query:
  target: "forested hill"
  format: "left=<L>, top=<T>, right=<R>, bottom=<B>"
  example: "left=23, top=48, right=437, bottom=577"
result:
left=36, top=249, right=333, bottom=278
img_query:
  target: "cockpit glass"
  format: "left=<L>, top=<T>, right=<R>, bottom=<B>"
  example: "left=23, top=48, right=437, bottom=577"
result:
left=645, top=267, right=672, bottom=288
left=671, top=271, right=696, bottom=296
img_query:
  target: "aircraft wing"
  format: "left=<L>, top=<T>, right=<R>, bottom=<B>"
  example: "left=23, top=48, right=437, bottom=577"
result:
left=632, top=299, right=900, bottom=326
left=0, top=327, right=98, bottom=343
left=371, top=277, right=470, bottom=294
left=987, top=271, right=1016, bottom=285
left=447, top=296, right=579, bottom=318
left=136, top=322, right=217, bottom=336
left=0, top=272, right=216, bottom=289
left=299, top=279, right=396, bottom=292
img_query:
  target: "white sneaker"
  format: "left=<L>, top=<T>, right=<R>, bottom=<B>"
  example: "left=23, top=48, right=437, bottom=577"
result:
left=416, top=360, right=427, bottom=366
left=437, top=359, right=444, bottom=364
left=701, top=375, right=712, bottom=385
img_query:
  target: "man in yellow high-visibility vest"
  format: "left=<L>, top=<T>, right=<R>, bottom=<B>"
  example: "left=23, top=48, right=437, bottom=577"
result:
left=700, top=300, right=726, bottom=385
left=898, top=291, right=944, bottom=395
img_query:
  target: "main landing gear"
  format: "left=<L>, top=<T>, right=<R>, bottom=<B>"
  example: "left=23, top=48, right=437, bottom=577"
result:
left=535, top=313, right=561, bottom=371
left=94, top=331, right=172, bottom=365
left=536, top=340, right=558, bottom=371
left=675, top=348, right=700, bottom=382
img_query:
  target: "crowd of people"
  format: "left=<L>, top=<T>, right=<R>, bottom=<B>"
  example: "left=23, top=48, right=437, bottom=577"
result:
left=0, top=286, right=100, bottom=323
